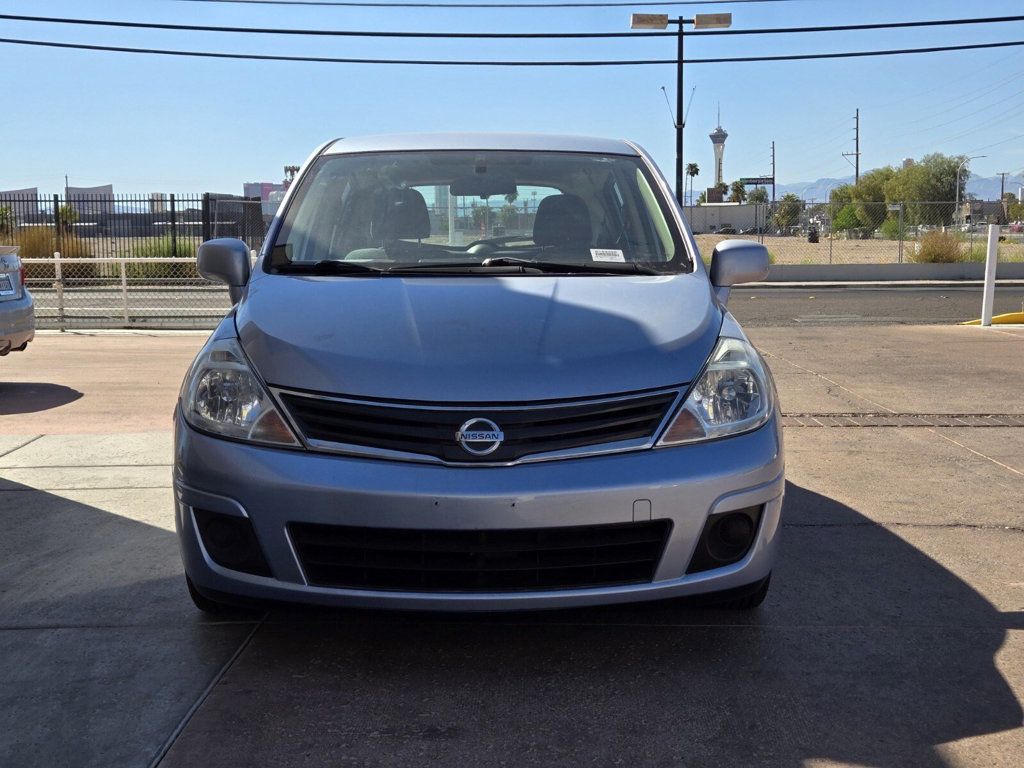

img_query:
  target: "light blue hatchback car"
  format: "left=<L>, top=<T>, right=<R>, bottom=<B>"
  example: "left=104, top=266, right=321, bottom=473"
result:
left=175, top=133, right=783, bottom=613
left=0, top=246, right=34, bottom=357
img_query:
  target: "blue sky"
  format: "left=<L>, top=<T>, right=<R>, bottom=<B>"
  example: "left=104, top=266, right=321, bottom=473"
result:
left=1, top=0, right=1022, bottom=195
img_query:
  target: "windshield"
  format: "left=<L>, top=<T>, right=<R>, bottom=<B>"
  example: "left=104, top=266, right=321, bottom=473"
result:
left=268, top=150, right=690, bottom=274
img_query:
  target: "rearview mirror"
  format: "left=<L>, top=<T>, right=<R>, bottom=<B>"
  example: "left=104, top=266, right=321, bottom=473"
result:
left=709, top=239, right=769, bottom=303
left=450, top=172, right=517, bottom=199
left=198, top=238, right=251, bottom=305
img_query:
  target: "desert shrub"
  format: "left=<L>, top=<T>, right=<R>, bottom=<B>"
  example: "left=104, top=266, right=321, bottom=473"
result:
left=13, top=227, right=96, bottom=279
left=127, top=237, right=199, bottom=279
left=909, top=230, right=962, bottom=263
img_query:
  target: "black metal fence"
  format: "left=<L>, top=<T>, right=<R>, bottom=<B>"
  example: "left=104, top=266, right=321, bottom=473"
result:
left=0, top=193, right=270, bottom=329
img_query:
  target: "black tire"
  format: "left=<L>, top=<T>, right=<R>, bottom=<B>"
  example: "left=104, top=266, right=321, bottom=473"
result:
left=186, top=575, right=255, bottom=616
left=712, top=573, right=771, bottom=610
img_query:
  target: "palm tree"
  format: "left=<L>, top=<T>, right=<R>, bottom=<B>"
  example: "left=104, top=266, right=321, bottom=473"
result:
left=685, top=163, right=700, bottom=206
left=728, top=180, right=748, bottom=204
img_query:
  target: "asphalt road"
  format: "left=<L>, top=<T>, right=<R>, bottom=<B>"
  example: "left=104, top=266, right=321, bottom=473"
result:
left=732, top=285, right=1024, bottom=326
left=25, top=283, right=1024, bottom=331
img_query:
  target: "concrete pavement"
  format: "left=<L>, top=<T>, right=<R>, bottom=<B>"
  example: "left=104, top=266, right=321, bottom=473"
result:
left=1, top=326, right=1022, bottom=766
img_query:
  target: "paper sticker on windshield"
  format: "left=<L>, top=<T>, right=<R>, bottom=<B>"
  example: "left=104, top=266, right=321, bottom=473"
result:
left=591, top=249, right=625, bottom=262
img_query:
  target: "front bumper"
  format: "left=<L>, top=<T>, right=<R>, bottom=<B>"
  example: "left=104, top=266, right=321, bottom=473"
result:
left=0, top=290, right=35, bottom=353
left=174, top=409, right=784, bottom=611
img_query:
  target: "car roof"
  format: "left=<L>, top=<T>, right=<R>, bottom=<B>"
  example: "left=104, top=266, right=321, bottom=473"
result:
left=322, top=132, right=640, bottom=156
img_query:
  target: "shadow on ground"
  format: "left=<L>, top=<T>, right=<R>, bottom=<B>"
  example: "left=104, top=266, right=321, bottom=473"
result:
left=157, top=482, right=1023, bottom=767
left=0, top=382, right=82, bottom=415
left=0, top=483, right=254, bottom=768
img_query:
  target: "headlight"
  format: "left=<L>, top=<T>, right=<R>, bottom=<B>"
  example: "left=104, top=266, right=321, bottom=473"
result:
left=658, top=337, right=773, bottom=446
left=181, top=337, right=300, bottom=447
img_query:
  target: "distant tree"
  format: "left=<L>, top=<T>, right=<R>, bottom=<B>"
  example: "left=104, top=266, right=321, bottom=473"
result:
left=728, top=180, right=747, bottom=203
left=498, top=204, right=519, bottom=229
left=685, top=163, right=700, bottom=205
left=0, top=205, right=11, bottom=236
left=829, top=184, right=854, bottom=217
left=470, top=202, right=488, bottom=232
left=57, top=203, right=79, bottom=232
left=696, top=190, right=707, bottom=205
left=747, top=186, right=769, bottom=205
left=772, top=193, right=802, bottom=231
left=850, top=167, right=895, bottom=229
left=832, top=204, right=859, bottom=232
left=883, top=153, right=965, bottom=225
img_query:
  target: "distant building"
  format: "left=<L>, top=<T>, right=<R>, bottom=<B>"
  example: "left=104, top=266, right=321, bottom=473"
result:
left=66, top=184, right=114, bottom=215
left=243, top=181, right=287, bottom=215
left=149, top=193, right=168, bottom=214
left=902, top=158, right=915, bottom=169
left=0, top=187, right=39, bottom=222
left=704, top=187, right=725, bottom=204
left=709, top=107, right=729, bottom=188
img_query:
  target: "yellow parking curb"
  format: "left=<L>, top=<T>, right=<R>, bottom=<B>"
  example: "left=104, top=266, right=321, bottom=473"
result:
left=961, top=312, right=1024, bottom=325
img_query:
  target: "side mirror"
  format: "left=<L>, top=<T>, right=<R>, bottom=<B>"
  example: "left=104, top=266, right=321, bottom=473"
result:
left=198, top=238, right=251, bottom=305
left=708, top=239, right=769, bottom=304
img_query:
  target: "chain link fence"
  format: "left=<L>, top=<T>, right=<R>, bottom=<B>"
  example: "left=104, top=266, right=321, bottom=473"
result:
left=687, top=200, right=1024, bottom=266
left=2, top=193, right=1022, bottom=329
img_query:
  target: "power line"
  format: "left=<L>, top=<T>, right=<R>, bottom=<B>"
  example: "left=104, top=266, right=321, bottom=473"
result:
left=3, top=12, right=1022, bottom=39
left=2, top=35, right=1023, bottom=65
left=899, top=65, right=1024, bottom=127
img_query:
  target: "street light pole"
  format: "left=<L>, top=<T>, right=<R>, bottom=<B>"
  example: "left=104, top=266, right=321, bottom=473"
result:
left=631, top=12, right=731, bottom=207
left=675, top=17, right=684, bottom=206
left=954, top=154, right=986, bottom=227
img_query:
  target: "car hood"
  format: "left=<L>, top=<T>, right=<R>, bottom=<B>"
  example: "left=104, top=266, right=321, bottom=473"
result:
left=236, top=273, right=722, bottom=402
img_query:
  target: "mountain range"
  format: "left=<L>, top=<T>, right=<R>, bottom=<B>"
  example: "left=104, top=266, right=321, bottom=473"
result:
left=771, top=174, right=1023, bottom=203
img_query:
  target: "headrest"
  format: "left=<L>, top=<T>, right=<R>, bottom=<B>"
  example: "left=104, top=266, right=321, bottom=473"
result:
left=376, top=187, right=430, bottom=241
left=533, top=194, right=592, bottom=248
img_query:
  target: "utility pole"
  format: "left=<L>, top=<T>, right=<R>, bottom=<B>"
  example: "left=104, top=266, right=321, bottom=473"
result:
left=998, top=171, right=1009, bottom=200
left=675, top=17, right=684, bottom=205
left=843, top=108, right=861, bottom=184
left=770, top=141, right=776, bottom=204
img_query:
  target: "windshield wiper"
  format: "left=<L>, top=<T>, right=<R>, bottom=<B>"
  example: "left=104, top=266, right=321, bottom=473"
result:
left=480, top=256, right=662, bottom=275
left=274, top=260, right=383, bottom=275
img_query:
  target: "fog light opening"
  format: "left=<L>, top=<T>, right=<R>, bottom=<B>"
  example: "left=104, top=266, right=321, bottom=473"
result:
left=708, top=512, right=755, bottom=561
left=686, top=505, right=763, bottom=575
left=193, top=508, right=272, bottom=577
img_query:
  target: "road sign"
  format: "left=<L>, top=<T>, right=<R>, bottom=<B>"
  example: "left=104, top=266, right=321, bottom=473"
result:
left=739, top=177, right=774, bottom=186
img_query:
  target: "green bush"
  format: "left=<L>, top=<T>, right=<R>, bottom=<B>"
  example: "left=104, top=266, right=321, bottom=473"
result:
left=832, top=204, right=859, bottom=232
left=909, top=230, right=962, bottom=263
left=12, top=227, right=97, bottom=279
left=880, top=216, right=905, bottom=240
left=127, top=237, right=199, bottom=279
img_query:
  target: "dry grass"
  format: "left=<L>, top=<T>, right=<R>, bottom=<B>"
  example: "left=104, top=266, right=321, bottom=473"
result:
left=695, top=233, right=1024, bottom=265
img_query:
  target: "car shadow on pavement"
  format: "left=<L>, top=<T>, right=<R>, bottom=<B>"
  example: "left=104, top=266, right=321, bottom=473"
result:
left=157, top=481, right=1023, bottom=768
left=0, top=482, right=255, bottom=768
left=0, top=382, right=82, bottom=415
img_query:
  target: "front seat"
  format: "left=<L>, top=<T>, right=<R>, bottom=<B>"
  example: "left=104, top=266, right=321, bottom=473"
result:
left=374, top=187, right=430, bottom=244
left=532, top=194, right=593, bottom=252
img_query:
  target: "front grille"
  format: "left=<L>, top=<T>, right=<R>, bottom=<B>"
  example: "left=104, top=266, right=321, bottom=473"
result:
left=278, top=389, right=677, bottom=463
left=289, top=520, right=672, bottom=593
